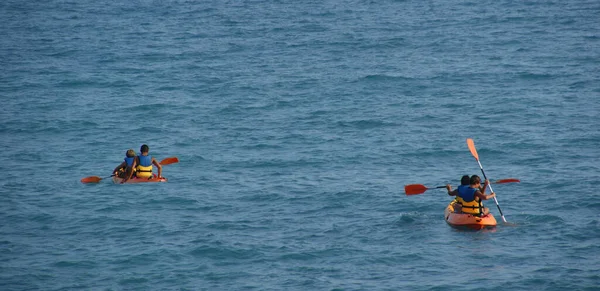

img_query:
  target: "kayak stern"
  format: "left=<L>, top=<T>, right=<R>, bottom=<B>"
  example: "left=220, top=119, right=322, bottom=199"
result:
left=112, top=176, right=167, bottom=184
left=444, top=201, right=497, bottom=230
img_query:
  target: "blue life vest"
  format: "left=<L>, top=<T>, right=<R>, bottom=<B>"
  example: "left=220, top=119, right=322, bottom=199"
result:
left=138, top=155, right=152, bottom=167
left=136, top=154, right=154, bottom=178
left=124, top=157, right=134, bottom=167
left=457, top=185, right=469, bottom=192
left=458, top=186, right=477, bottom=202
left=454, top=185, right=468, bottom=202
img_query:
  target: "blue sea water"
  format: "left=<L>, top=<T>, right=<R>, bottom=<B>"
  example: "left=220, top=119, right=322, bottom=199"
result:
left=1, top=0, right=599, bottom=290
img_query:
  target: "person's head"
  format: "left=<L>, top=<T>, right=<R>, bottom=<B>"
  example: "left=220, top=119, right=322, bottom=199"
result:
left=126, top=149, right=136, bottom=158
left=460, top=175, right=470, bottom=185
left=470, top=175, right=481, bottom=186
left=140, top=144, right=149, bottom=154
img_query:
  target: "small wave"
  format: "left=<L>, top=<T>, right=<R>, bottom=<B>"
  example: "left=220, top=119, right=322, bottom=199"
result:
left=336, top=119, right=399, bottom=129
left=240, top=192, right=283, bottom=203
left=56, top=78, right=104, bottom=88
left=52, top=260, right=97, bottom=269
left=228, top=158, right=325, bottom=169
left=240, top=143, right=283, bottom=150
left=583, top=35, right=599, bottom=40
left=569, top=80, right=597, bottom=90
left=278, top=252, right=318, bottom=261
left=522, top=214, right=565, bottom=224
left=156, top=86, right=178, bottom=91
left=517, top=72, right=555, bottom=80
left=189, top=245, right=260, bottom=260
left=394, top=212, right=433, bottom=226
left=118, top=276, right=149, bottom=285
left=145, top=196, right=199, bottom=207
left=127, top=103, right=169, bottom=111
left=362, top=74, right=414, bottom=82
left=397, top=213, right=416, bottom=223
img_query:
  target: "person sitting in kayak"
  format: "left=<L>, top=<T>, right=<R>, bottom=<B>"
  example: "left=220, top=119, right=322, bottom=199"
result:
left=446, top=175, right=496, bottom=216
left=134, top=144, right=162, bottom=180
left=113, top=149, right=137, bottom=179
left=448, top=175, right=471, bottom=212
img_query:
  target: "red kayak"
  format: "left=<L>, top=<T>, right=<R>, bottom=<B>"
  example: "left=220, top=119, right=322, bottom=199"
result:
left=444, top=200, right=497, bottom=230
left=112, top=176, right=167, bottom=184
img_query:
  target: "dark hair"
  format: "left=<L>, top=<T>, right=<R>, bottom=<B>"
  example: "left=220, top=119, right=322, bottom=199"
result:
left=140, top=144, right=149, bottom=153
left=460, top=175, right=470, bottom=185
left=470, top=175, right=481, bottom=185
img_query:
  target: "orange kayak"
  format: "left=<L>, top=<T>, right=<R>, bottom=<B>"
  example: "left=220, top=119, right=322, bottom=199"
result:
left=444, top=200, right=497, bottom=230
left=112, top=176, right=167, bottom=184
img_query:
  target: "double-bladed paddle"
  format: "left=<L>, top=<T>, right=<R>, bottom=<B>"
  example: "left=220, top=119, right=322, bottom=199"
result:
left=467, top=138, right=509, bottom=223
left=404, top=178, right=520, bottom=195
left=80, top=156, right=179, bottom=183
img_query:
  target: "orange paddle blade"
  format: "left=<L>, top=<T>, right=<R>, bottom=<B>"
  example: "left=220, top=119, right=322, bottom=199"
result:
left=159, top=157, right=179, bottom=165
left=81, top=176, right=102, bottom=183
left=467, top=138, right=479, bottom=161
left=404, top=184, right=429, bottom=195
left=494, top=178, right=520, bottom=184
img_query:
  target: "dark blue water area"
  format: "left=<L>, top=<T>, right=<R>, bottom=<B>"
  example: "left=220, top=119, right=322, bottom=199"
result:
left=1, top=0, right=599, bottom=290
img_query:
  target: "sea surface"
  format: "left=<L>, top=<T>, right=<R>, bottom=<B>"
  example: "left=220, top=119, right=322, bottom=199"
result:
left=1, top=0, right=599, bottom=290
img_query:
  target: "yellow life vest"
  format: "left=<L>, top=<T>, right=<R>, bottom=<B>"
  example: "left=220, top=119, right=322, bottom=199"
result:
left=456, top=196, right=482, bottom=215
left=135, top=165, right=153, bottom=178
left=135, top=155, right=154, bottom=178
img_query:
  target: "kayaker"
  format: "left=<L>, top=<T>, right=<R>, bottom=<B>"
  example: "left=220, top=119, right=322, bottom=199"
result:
left=113, top=149, right=137, bottom=179
left=133, top=144, right=162, bottom=180
left=447, top=175, right=471, bottom=212
left=446, top=175, right=496, bottom=216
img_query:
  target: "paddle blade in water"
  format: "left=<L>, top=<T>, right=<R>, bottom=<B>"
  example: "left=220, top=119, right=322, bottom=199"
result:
left=159, top=157, right=179, bottom=165
left=404, top=184, right=429, bottom=195
left=81, top=176, right=102, bottom=183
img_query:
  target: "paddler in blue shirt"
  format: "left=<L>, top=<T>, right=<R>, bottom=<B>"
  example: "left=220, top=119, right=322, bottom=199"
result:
left=446, top=175, right=496, bottom=216
left=445, top=175, right=470, bottom=212
left=134, top=144, right=162, bottom=180
left=113, top=149, right=136, bottom=179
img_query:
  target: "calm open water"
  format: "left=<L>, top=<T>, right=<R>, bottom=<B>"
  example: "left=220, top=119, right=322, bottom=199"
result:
left=1, top=0, right=599, bottom=290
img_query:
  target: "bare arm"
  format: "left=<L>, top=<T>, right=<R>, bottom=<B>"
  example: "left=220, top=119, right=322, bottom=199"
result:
left=474, top=190, right=495, bottom=201
left=479, top=179, right=490, bottom=195
left=153, top=158, right=162, bottom=178
left=446, top=185, right=458, bottom=196
left=122, top=158, right=137, bottom=183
